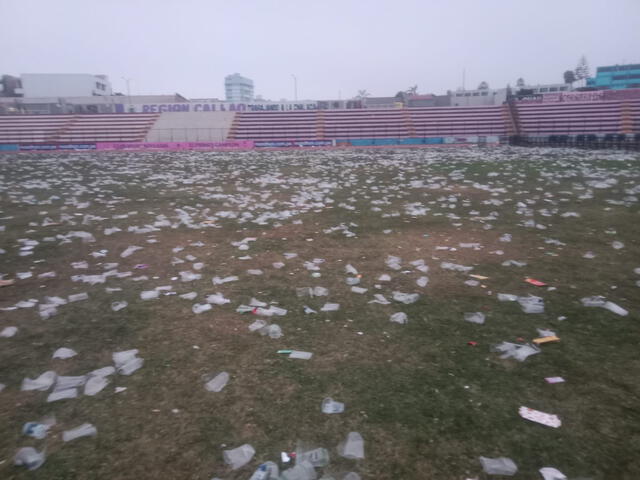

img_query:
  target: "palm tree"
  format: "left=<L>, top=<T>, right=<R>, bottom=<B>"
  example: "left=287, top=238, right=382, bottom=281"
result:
left=406, top=85, right=418, bottom=96
left=356, top=89, right=370, bottom=100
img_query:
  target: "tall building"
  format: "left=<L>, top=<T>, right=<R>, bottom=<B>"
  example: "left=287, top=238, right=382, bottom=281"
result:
left=225, top=73, right=254, bottom=102
left=587, top=64, right=640, bottom=90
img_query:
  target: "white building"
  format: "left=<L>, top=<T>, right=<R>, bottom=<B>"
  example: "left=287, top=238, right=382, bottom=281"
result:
left=224, top=73, right=254, bottom=102
left=450, top=88, right=508, bottom=107
left=449, top=82, right=574, bottom=107
left=20, top=73, right=112, bottom=98
left=520, top=83, right=573, bottom=94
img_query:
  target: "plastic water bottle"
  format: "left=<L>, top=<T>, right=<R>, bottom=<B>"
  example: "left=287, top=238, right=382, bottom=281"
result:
left=249, top=463, right=268, bottom=480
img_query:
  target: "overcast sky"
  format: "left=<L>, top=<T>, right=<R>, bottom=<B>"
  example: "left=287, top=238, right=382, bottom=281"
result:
left=2, top=0, right=639, bottom=100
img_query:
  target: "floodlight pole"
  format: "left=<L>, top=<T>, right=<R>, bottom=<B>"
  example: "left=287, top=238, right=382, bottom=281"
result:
left=122, top=77, right=132, bottom=112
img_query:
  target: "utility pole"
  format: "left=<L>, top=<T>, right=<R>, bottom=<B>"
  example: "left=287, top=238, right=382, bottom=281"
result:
left=462, top=68, right=466, bottom=90
left=291, top=74, right=298, bottom=102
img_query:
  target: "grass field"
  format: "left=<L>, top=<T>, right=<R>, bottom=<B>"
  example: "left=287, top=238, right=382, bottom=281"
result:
left=1, top=146, right=639, bottom=480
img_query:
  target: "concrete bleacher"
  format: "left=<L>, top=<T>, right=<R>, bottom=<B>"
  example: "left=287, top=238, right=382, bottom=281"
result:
left=409, top=105, right=507, bottom=137
left=0, top=113, right=159, bottom=144
left=0, top=115, right=73, bottom=144
left=228, top=111, right=319, bottom=141
left=515, top=100, right=640, bottom=135
left=323, top=109, right=409, bottom=139
left=228, top=106, right=509, bottom=141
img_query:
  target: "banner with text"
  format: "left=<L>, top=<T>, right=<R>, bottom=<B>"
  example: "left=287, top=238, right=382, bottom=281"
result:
left=96, top=141, right=254, bottom=151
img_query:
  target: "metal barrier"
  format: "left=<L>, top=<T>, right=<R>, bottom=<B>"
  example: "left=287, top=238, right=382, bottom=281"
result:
left=509, top=134, right=640, bottom=151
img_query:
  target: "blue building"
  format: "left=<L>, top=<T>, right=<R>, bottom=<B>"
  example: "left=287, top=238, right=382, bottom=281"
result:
left=587, top=64, right=640, bottom=90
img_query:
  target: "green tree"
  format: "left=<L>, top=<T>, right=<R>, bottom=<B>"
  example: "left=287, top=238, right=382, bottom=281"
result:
left=563, top=70, right=577, bottom=84
left=478, top=81, right=489, bottom=90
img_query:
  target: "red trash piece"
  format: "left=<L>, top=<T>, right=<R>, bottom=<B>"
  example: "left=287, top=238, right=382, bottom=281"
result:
left=467, top=341, right=478, bottom=346
left=525, top=277, right=547, bottom=287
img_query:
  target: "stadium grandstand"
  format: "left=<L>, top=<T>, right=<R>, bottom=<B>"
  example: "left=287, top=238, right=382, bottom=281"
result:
left=1, top=90, right=640, bottom=151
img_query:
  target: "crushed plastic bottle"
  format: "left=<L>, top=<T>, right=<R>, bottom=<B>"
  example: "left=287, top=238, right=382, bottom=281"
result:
left=390, top=312, right=408, bottom=324
left=14, top=447, right=46, bottom=470
left=464, top=312, right=485, bottom=324
left=343, top=474, right=361, bottom=480
left=21, top=371, right=57, bottom=391
left=370, top=294, right=390, bottom=304
left=345, top=264, right=358, bottom=275
left=120, top=245, right=143, bottom=258
left=47, top=388, right=78, bottom=402
left=281, top=460, right=317, bottom=480
left=249, top=319, right=267, bottom=332
left=84, top=375, right=110, bottom=396
left=539, top=467, right=567, bottom=480
left=479, top=456, right=518, bottom=476
left=68, top=292, right=89, bottom=302
left=297, top=447, right=330, bottom=467
left=581, top=296, right=628, bottom=315
left=581, top=296, right=606, bottom=307
left=205, top=372, right=229, bottom=392
left=207, top=292, right=231, bottom=305
left=603, top=301, right=628, bottom=316
left=491, top=342, right=540, bottom=362
left=0, top=326, right=18, bottom=337
left=321, top=303, right=340, bottom=312
left=22, top=416, right=56, bottom=439
left=517, top=295, right=545, bottom=313
left=392, top=292, right=419, bottom=304
left=113, top=349, right=144, bottom=375
left=62, top=423, right=97, bottom=442
left=337, top=432, right=365, bottom=459
left=52, top=347, right=77, bottom=359
left=440, top=261, right=473, bottom=273
left=192, top=303, right=212, bottom=314
left=223, top=443, right=255, bottom=470
left=111, top=301, right=128, bottom=311
left=259, top=324, right=283, bottom=339
left=289, top=351, right=313, bottom=360
left=140, top=290, right=160, bottom=300
left=249, top=462, right=279, bottom=480
left=321, top=397, right=345, bottom=414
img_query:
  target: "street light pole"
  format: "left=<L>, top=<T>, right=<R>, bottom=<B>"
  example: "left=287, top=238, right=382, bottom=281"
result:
left=291, top=74, right=298, bottom=102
